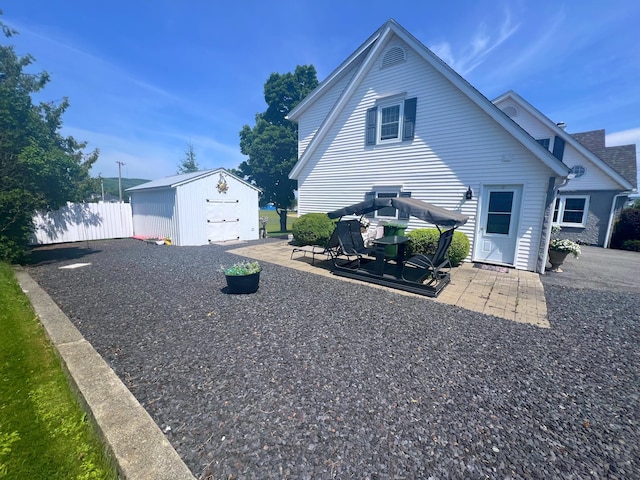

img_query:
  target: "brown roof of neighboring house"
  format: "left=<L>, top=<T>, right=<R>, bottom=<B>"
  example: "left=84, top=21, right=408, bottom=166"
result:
left=572, top=129, right=637, bottom=188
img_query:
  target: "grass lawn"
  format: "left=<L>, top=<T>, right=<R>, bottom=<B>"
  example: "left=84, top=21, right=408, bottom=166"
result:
left=0, top=263, right=118, bottom=480
left=259, top=209, right=298, bottom=236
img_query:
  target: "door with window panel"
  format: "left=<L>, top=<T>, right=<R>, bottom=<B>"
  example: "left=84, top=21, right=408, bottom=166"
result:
left=475, top=185, right=522, bottom=265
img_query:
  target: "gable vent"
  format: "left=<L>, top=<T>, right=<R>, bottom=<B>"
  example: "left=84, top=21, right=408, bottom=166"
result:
left=381, top=46, right=406, bottom=69
left=501, top=106, right=519, bottom=118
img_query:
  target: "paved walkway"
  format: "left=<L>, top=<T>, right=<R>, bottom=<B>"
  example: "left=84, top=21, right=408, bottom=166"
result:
left=229, top=240, right=549, bottom=328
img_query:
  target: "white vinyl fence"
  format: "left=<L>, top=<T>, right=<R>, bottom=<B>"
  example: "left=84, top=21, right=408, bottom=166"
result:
left=31, top=202, right=133, bottom=245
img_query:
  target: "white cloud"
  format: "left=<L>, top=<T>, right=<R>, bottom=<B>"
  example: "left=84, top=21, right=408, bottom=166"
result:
left=429, top=10, right=520, bottom=76
left=607, top=128, right=640, bottom=190
left=606, top=128, right=640, bottom=147
left=64, top=126, right=245, bottom=180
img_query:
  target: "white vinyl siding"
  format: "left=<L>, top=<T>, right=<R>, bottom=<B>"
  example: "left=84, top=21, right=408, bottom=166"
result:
left=297, top=61, right=362, bottom=158
left=495, top=98, right=621, bottom=191
left=295, top=34, right=553, bottom=271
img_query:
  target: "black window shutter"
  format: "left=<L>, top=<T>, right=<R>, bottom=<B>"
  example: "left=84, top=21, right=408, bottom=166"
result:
left=366, top=107, right=377, bottom=145
left=402, top=98, right=417, bottom=141
left=364, top=191, right=375, bottom=218
left=398, top=191, right=411, bottom=220
left=552, top=136, right=565, bottom=161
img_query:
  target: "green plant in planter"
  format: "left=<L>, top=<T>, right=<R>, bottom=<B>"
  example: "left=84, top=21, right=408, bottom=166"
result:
left=221, top=260, right=261, bottom=276
left=549, top=225, right=581, bottom=258
left=549, top=238, right=581, bottom=258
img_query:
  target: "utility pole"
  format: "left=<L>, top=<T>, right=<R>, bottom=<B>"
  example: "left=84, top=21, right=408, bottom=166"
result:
left=117, top=161, right=125, bottom=202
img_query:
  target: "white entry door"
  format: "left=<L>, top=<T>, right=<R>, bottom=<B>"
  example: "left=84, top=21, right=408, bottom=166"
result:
left=475, top=185, right=522, bottom=265
left=206, top=199, right=240, bottom=243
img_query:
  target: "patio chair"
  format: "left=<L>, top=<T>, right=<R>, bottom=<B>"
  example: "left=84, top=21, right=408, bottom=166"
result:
left=331, top=219, right=375, bottom=268
left=401, top=227, right=455, bottom=285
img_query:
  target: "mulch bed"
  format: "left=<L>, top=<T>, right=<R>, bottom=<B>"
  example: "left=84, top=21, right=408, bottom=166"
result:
left=25, top=239, right=640, bottom=479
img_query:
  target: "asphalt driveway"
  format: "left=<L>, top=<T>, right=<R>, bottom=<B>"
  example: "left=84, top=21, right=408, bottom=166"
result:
left=25, top=239, right=640, bottom=479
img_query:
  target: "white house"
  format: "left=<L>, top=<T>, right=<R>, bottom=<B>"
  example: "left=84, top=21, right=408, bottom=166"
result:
left=493, top=91, right=636, bottom=247
left=287, top=19, right=570, bottom=273
left=127, top=169, right=260, bottom=246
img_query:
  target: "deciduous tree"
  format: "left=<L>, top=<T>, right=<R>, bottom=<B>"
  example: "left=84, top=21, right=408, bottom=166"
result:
left=239, top=65, right=318, bottom=231
left=0, top=14, right=98, bottom=261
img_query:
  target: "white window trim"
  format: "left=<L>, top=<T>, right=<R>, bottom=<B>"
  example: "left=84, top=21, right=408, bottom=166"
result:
left=375, top=95, right=405, bottom=144
left=553, top=195, right=590, bottom=227
left=371, top=186, right=402, bottom=220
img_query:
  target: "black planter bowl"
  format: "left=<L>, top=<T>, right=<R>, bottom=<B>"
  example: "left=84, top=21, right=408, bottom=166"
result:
left=224, top=272, right=261, bottom=294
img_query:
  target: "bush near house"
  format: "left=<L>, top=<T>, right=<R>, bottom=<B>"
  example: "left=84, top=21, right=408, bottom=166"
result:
left=611, top=208, right=640, bottom=251
left=291, top=213, right=335, bottom=246
left=407, top=228, right=470, bottom=266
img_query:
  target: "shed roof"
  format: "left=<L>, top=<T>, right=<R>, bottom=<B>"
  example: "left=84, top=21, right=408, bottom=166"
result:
left=126, top=168, right=260, bottom=192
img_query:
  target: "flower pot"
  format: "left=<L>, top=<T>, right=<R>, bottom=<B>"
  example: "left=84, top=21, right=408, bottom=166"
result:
left=548, top=250, right=570, bottom=272
left=225, top=272, right=260, bottom=294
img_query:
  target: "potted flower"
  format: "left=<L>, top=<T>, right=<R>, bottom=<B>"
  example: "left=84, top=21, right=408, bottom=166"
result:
left=221, top=260, right=262, bottom=294
left=548, top=226, right=581, bottom=272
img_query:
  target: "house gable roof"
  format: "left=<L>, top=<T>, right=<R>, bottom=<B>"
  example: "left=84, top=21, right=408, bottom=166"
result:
left=571, top=129, right=637, bottom=189
left=126, top=168, right=260, bottom=192
left=288, top=19, right=569, bottom=180
left=493, top=91, right=634, bottom=191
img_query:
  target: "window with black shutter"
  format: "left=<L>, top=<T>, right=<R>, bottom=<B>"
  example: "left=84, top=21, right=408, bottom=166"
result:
left=365, top=97, right=417, bottom=145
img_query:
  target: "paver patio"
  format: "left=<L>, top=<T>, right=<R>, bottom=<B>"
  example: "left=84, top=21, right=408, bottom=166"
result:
left=229, top=240, right=549, bottom=328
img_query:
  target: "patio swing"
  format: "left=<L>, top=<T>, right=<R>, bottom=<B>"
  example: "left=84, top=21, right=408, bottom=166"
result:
left=326, top=197, right=468, bottom=297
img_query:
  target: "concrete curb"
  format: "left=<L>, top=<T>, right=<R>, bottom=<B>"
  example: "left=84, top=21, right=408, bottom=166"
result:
left=14, top=268, right=196, bottom=480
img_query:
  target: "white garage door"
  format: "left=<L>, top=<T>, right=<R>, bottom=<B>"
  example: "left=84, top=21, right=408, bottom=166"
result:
left=206, top=199, right=240, bottom=243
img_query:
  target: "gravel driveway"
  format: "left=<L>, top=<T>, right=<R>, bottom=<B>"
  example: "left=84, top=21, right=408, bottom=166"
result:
left=26, top=239, right=640, bottom=479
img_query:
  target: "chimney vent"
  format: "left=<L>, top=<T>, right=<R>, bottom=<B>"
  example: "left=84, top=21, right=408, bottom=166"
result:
left=557, top=122, right=567, bottom=130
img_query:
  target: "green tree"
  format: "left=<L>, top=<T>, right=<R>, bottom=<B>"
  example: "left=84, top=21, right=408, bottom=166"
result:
left=177, top=141, right=199, bottom=174
left=0, top=13, right=98, bottom=262
left=239, top=65, right=318, bottom=231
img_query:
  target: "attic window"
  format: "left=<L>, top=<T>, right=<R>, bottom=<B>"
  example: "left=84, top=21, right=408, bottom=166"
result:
left=570, top=165, right=586, bottom=178
left=381, top=46, right=406, bottom=69
left=501, top=106, right=519, bottom=118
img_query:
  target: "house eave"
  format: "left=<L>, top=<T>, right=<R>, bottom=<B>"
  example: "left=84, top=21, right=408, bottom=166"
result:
left=493, top=91, right=633, bottom=190
left=289, top=19, right=570, bottom=181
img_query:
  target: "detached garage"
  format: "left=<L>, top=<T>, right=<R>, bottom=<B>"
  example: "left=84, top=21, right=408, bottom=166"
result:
left=127, top=168, right=260, bottom=246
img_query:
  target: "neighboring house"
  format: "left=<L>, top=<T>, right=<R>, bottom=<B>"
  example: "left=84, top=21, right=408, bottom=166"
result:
left=494, top=91, right=636, bottom=247
left=127, top=168, right=260, bottom=246
left=287, top=19, right=572, bottom=274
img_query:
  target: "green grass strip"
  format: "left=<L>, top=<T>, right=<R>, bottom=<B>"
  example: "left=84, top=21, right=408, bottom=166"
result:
left=0, top=263, right=118, bottom=480
left=259, top=208, right=296, bottom=235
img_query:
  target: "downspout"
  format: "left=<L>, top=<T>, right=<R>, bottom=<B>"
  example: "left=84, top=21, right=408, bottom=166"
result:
left=537, top=176, right=557, bottom=274
left=603, top=192, right=630, bottom=248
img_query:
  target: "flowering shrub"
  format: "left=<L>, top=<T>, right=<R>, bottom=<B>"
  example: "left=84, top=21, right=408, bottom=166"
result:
left=221, top=261, right=261, bottom=276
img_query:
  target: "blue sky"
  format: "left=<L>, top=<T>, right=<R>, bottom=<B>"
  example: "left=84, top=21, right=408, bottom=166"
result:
left=4, top=1, right=639, bottom=185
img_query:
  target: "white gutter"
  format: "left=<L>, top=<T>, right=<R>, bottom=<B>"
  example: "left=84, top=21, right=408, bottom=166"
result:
left=603, top=193, right=630, bottom=248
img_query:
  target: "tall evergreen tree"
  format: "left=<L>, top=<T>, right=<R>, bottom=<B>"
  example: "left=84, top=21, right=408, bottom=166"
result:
left=0, top=13, right=98, bottom=261
left=177, top=141, right=200, bottom=174
left=239, top=65, right=318, bottom=231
